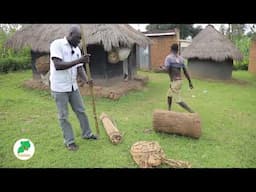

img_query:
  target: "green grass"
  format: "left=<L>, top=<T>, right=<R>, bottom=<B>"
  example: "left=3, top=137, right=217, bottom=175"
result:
left=1, top=70, right=256, bottom=168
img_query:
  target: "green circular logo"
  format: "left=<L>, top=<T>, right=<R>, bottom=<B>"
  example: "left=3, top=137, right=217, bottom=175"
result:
left=13, top=139, right=35, bottom=160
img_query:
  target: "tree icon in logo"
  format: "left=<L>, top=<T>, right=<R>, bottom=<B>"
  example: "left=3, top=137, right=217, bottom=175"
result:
left=18, top=140, right=31, bottom=153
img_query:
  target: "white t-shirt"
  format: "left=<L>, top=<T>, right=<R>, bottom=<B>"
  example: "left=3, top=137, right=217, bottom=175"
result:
left=49, top=37, right=83, bottom=92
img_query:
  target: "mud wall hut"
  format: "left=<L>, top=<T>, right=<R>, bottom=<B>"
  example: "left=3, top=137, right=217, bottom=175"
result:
left=181, top=25, right=243, bottom=80
left=5, top=24, right=151, bottom=80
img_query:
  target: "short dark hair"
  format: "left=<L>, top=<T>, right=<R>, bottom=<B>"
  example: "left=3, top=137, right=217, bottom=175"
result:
left=69, top=24, right=81, bottom=34
left=171, top=43, right=179, bottom=53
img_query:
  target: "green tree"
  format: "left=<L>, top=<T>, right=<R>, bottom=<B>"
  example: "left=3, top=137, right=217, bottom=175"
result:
left=226, top=24, right=246, bottom=41
left=0, top=24, right=21, bottom=34
left=0, top=24, right=31, bottom=73
left=219, top=24, right=227, bottom=35
left=233, top=36, right=250, bottom=70
left=224, top=24, right=248, bottom=70
left=246, top=24, right=256, bottom=40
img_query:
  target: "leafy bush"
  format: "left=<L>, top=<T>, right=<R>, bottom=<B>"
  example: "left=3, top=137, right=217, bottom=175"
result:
left=0, top=27, right=31, bottom=73
left=0, top=56, right=31, bottom=73
left=0, top=44, right=31, bottom=73
left=233, top=36, right=250, bottom=70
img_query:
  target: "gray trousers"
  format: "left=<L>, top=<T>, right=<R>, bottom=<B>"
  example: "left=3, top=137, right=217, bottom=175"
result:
left=52, top=89, right=92, bottom=145
left=123, top=59, right=128, bottom=76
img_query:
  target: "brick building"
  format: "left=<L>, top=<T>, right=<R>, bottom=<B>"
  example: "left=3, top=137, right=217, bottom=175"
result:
left=144, top=29, right=179, bottom=70
left=249, top=40, right=256, bottom=74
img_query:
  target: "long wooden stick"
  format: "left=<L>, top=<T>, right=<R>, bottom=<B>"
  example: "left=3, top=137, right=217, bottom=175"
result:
left=79, top=24, right=99, bottom=136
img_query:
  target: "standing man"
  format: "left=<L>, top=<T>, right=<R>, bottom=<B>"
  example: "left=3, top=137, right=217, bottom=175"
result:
left=50, top=25, right=97, bottom=151
left=163, top=43, right=194, bottom=113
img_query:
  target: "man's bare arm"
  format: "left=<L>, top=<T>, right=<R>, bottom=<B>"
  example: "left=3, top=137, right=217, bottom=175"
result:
left=77, top=66, right=88, bottom=82
left=77, top=66, right=93, bottom=86
left=183, top=67, right=193, bottom=89
left=52, top=55, right=89, bottom=70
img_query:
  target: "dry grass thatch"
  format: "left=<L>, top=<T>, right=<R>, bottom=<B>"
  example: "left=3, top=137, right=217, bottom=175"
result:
left=181, top=25, right=243, bottom=62
left=5, top=24, right=151, bottom=52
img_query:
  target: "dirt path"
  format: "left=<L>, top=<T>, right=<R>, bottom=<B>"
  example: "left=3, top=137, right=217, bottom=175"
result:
left=23, top=75, right=149, bottom=100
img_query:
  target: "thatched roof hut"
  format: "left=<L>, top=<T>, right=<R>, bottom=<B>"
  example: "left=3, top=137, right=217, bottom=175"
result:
left=181, top=25, right=243, bottom=61
left=181, top=25, right=243, bottom=80
left=6, top=24, right=150, bottom=52
left=5, top=24, right=151, bottom=80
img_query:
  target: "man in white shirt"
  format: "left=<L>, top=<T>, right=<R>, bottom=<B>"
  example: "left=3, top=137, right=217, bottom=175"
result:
left=50, top=25, right=97, bottom=151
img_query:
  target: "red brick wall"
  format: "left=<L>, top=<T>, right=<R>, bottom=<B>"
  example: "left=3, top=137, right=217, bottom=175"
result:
left=249, top=40, right=256, bottom=74
left=149, top=35, right=178, bottom=70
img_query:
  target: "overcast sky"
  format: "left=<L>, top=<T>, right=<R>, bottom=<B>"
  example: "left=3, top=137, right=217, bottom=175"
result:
left=130, top=24, right=149, bottom=32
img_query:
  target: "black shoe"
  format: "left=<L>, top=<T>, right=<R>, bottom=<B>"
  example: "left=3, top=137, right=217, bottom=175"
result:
left=123, top=74, right=128, bottom=81
left=84, top=134, right=98, bottom=140
left=66, top=143, right=79, bottom=151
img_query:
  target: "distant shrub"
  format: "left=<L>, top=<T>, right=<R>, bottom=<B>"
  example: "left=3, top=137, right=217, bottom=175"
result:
left=233, top=36, right=250, bottom=71
left=0, top=46, right=31, bottom=73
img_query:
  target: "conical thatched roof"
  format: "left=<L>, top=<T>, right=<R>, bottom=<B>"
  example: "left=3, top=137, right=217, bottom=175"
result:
left=5, top=24, right=151, bottom=52
left=181, top=25, right=243, bottom=62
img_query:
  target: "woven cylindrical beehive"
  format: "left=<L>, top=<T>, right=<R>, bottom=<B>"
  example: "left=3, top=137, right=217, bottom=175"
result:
left=107, top=50, right=120, bottom=64
left=118, top=48, right=131, bottom=61
left=100, top=113, right=122, bottom=144
left=153, top=110, right=201, bottom=139
left=35, top=55, right=50, bottom=74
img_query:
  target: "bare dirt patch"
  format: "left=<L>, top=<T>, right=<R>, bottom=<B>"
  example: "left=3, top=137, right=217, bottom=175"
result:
left=23, top=75, right=149, bottom=100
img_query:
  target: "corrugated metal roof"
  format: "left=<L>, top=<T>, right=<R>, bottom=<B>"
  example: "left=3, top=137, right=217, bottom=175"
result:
left=145, top=32, right=176, bottom=37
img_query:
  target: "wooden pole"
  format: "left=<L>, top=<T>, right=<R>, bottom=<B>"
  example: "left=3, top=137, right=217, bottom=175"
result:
left=79, top=24, right=99, bottom=136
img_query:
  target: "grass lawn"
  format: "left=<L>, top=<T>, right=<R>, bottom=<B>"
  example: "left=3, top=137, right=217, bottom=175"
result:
left=0, top=70, right=256, bottom=168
